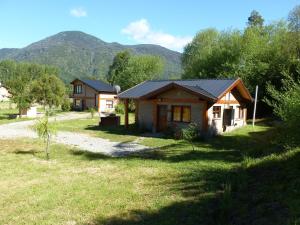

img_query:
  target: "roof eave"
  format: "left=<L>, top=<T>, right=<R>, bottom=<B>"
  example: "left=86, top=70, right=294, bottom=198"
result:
left=140, top=82, right=217, bottom=101
left=216, top=78, right=253, bottom=102
left=71, top=78, right=115, bottom=93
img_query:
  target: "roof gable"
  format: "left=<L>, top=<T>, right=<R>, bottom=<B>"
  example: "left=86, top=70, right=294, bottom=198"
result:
left=139, top=82, right=218, bottom=101
left=71, top=79, right=116, bottom=93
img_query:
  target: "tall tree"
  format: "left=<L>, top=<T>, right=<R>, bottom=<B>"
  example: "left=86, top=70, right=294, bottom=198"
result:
left=181, top=9, right=300, bottom=111
left=106, top=51, right=131, bottom=85
left=7, top=75, right=34, bottom=116
left=288, top=5, right=300, bottom=32
left=182, top=29, right=242, bottom=79
left=107, top=52, right=164, bottom=90
left=0, top=61, right=65, bottom=115
left=247, top=10, right=264, bottom=27
left=31, top=73, right=66, bottom=109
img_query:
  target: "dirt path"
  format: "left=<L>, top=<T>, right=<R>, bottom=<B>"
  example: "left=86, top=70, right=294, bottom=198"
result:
left=0, top=112, right=149, bottom=156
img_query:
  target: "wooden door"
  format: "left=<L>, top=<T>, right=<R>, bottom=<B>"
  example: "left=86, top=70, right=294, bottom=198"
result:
left=223, top=107, right=234, bottom=126
left=81, top=99, right=86, bottom=111
left=157, top=105, right=168, bottom=132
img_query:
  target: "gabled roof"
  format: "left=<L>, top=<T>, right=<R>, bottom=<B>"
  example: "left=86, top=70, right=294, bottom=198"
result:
left=118, top=78, right=252, bottom=102
left=71, top=79, right=116, bottom=93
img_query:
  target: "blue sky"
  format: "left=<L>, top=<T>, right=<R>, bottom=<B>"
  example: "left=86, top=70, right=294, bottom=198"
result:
left=0, top=0, right=298, bottom=51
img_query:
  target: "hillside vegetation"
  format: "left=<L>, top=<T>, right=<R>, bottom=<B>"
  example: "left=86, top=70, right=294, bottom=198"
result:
left=0, top=31, right=182, bottom=82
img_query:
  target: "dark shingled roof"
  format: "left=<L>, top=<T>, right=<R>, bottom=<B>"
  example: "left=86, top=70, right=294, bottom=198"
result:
left=81, top=79, right=116, bottom=93
left=118, top=79, right=237, bottom=100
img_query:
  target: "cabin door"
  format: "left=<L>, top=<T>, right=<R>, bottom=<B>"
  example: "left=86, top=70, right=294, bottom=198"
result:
left=157, top=105, right=168, bottom=132
left=223, top=107, right=234, bottom=126
left=81, top=99, right=86, bottom=111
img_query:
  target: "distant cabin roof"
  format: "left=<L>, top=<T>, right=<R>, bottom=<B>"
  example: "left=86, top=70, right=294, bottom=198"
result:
left=118, top=78, right=252, bottom=101
left=71, top=79, right=116, bottom=93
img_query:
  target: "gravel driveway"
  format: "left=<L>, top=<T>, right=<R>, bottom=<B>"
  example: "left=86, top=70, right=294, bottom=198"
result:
left=0, top=112, right=149, bottom=156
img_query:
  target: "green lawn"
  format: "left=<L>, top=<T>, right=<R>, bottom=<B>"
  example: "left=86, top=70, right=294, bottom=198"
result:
left=55, top=113, right=141, bottom=142
left=0, top=102, right=64, bottom=125
left=0, top=122, right=299, bottom=225
left=0, top=108, right=31, bottom=125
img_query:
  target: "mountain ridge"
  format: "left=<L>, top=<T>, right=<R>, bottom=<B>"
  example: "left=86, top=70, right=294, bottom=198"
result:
left=0, top=31, right=182, bottom=82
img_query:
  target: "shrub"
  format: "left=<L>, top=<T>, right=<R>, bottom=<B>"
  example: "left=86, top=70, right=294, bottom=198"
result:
left=266, top=76, right=300, bottom=148
left=61, top=98, right=71, bottom=112
left=88, top=107, right=96, bottom=118
left=182, top=123, right=200, bottom=150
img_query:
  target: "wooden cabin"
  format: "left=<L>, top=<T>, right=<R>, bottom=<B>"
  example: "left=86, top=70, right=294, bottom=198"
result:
left=70, top=79, right=117, bottom=113
left=118, top=78, right=252, bottom=135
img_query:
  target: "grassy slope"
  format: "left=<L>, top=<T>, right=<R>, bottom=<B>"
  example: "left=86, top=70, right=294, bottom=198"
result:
left=0, top=122, right=299, bottom=225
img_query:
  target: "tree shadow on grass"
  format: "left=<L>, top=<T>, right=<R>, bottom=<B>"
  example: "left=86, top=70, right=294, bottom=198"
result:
left=0, top=113, right=15, bottom=120
left=80, top=123, right=299, bottom=225
left=225, top=149, right=300, bottom=225
left=70, top=149, right=112, bottom=160
left=86, top=165, right=232, bottom=225
left=206, top=124, right=282, bottom=158
left=129, top=144, right=242, bottom=163
left=68, top=141, right=242, bottom=164
left=86, top=149, right=300, bottom=225
left=84, top=124, right=142, bottom=137
left=14, top=148, right=40, bottom=155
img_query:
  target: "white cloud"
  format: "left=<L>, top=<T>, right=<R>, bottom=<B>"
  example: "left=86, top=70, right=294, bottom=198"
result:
left=121, top=19, right=192, bottom=52
left=70, top=7, right=87, bottom=18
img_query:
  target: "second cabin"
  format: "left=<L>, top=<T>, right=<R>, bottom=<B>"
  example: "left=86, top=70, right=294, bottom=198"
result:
left=70, top=79, right=118, bottom=113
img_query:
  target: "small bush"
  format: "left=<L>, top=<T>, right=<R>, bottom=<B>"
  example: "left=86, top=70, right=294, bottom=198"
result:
left=88, top=107, right=96, bottom=118
left=61, top=98, right=71, bottom=112
left=165, top=124, right=181, bottom=139
left=182, top=123, right=200, bottom=150
left=266, top=76, right=300, bottom=148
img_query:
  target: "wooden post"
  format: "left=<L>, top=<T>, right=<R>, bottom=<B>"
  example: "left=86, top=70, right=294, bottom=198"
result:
left=134, top=100, right=139, bottom=125
left=252, top=85, right=258, bottom=127
left=202, top=101, right=208, bottom=131
left=124, top=99, right=129, bottom=129
left=98, top=94, right=101, bottom=112
left=152, top=100, right=157, bottom=133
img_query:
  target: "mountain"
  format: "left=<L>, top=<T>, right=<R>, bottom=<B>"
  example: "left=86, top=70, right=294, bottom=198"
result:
left=0, top=31, right=182, bottom=82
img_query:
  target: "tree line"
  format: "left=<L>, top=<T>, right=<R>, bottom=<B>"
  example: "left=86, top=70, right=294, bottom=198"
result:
left=0, top=60, right=68, bottom=115
left=181, top=6, right=300, bottom=146
left=182, top=7, right=300, bottom=100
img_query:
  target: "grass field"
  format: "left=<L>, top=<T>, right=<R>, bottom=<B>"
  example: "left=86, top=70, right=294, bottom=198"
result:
left=0, top=107, right=31, bottom=125
left=0, top=102, right=64, bottom=125
left=54, top=113, right=141, bottom=142
left=1, top=120, right=299, bottom=225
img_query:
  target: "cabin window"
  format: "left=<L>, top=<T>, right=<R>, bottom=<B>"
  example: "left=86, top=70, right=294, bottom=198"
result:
left=74, top=84, right=82, bottom=94
left=172, top=106, right=191, bottom=123
left=237, top=106, right=244, bottom=119
left=106, top=100, right=113, bottom=108
left=182, top=106, right=191, bottom=122
left=213, top=106, right=221, bottom=118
